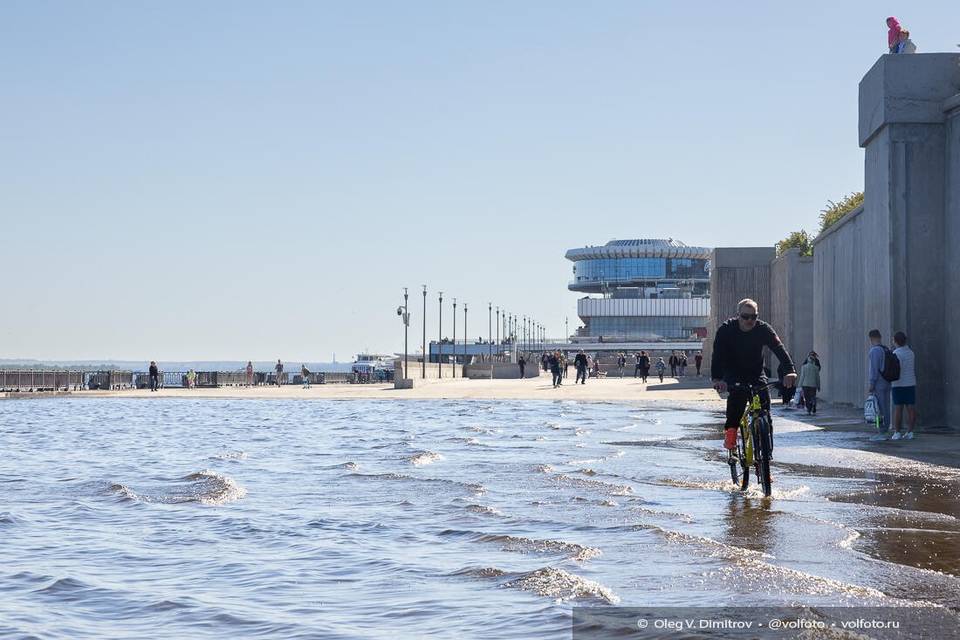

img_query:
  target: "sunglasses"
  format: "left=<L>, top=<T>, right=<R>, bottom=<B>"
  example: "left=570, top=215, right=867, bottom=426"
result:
left=739, top=313, right=758, bottom=321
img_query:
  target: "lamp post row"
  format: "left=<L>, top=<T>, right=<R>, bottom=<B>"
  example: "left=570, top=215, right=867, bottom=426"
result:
left=400, top=287, right=547, bottom=379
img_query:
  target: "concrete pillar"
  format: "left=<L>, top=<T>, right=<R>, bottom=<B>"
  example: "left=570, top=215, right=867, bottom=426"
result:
left=770, top=248, right=814, bottom=365
left=944, top=94, right=960, bottom=424
left=857, top=54, right=960, bottom=425
left=703, top=247, right=775, bottom=377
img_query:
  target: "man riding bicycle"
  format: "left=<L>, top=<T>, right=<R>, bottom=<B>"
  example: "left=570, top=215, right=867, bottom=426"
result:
left=711, top=298, right=797, bottom=450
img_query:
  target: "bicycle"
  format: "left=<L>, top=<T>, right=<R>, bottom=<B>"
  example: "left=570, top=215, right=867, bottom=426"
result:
left=725, top=381, right=779, bottom=497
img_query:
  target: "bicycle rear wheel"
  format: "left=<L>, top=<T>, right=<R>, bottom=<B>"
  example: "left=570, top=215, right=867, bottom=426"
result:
left=754, top=415, right=773, bottom=497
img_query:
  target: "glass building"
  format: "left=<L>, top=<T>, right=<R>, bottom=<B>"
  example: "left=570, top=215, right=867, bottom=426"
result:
left=566, top=239, right=712, bottom=340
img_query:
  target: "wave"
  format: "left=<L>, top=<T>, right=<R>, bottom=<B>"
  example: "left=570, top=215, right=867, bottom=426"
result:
left=465, top=504, right=504, bottom=516
left=347, top=472, right=484, bottom=495
left=550, top=474, right=633, bottom=496
left=409, top=451, right=443, bottom=466
left=440, top=529, right=600, bottom=562
left=647, top=523, right=886, bottom=600
left=209, top=450, right=247, bottom=461
left=450, top=564, right=618, bottom=604
left=107, top=470, right=246, bottom=506
left=656, top=477, right=811, bottom=500
left=503, top=567, right=619, bottom=604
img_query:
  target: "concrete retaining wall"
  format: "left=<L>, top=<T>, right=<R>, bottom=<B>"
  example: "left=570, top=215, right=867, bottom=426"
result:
left=703, top=247, right=774, bottom=377
left=811, top=54, right=960, bottom=424
left=945, top=95, right=960, bottom=424
left=770, top=248, right=814, bottom=367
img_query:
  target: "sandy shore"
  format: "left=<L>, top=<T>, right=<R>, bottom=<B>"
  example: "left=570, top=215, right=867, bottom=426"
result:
left=61, top=373, right=721, bottom=403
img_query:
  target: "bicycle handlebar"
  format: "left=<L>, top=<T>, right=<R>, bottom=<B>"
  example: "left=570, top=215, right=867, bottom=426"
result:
left=727, top=381, right=781, bottom=393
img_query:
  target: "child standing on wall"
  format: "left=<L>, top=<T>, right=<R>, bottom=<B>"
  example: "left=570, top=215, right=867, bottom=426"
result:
left=886, top=17, right=901, bottom=53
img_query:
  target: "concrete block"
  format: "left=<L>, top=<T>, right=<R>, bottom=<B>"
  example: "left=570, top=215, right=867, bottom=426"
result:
left=859, top=53, right=960, bottom=147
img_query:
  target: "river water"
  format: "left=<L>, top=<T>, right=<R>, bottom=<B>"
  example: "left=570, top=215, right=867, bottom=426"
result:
left=1, top=398, right=958, bottom=638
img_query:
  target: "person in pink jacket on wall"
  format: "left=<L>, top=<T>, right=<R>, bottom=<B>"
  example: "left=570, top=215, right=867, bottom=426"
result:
left=886, top=17, right=902, bottom=53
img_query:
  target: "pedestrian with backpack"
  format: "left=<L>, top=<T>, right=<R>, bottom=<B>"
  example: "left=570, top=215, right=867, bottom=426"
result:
left=867, top=329, right=898, bottom=436
left=891, top=331, right=916, bottom=440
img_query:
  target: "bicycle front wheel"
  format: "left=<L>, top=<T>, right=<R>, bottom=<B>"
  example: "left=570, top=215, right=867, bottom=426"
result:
left=754, top=415, right=773, bottom=497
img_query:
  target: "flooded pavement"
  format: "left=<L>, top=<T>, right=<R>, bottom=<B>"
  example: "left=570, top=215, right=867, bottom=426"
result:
left=0, top=397, right=957, bottom=638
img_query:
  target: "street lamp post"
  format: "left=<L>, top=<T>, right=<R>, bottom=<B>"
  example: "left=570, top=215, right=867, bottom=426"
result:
left=452, top=298, right=457, bottom=378
left=488, top=302, right=493, bottom=379
left=463, top=303, right=468, bottom=371
left=438, top=291, right=443, bottom=378
left=496, top=306, right=500, bottom=361
left=421, top=285, right=427, bottom=379
left=403, top=288, right=409, bottom=380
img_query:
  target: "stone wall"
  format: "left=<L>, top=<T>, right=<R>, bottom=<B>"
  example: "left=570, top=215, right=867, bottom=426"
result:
left=810, top=53, right=960, bottom=424
left=945, top=94, right=960, bottom=424
left=769, top=248, right=814, bottom=368
left=703, top=247, right=774, bottom=378
left=812, top=205, right=868, bottom=407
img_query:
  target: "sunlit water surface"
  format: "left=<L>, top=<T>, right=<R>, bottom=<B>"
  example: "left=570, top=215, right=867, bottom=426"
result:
left=1, top=398, right=958, bottom=638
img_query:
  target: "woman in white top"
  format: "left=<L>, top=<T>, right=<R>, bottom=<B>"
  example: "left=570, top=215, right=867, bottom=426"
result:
left=891, top=331, right=917, bottom=439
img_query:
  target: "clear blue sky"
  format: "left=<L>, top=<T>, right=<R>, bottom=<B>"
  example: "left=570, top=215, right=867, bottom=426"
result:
left=3, top=1, right=958, bottom=361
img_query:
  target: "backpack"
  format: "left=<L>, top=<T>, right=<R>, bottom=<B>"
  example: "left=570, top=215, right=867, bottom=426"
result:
left=880, top=346, right=900, bottom=383
left=864, top=394, right=879, bottom=423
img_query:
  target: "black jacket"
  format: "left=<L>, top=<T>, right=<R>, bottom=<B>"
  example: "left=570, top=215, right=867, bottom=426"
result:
left=574, top=354, right=588, bottom=369
left=710, top=318, right=794, bottom=383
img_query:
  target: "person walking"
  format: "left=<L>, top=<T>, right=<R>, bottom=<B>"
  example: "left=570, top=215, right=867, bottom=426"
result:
left=301, top=364, right=311, bottom=389
left=186, top=368, right=196, bottom=389
left=518, top=355, right=526, bottom=379
left=275, top=359, right=284, bottom=387
left=891, top=331, right=917, bottom=440
left=867, top=329, right=894, bottom=435
left=639, top=351, right=651, bottom=383
left=574, top=350, right=588, bottom=385
left=695, top=351, right=703, bottom=376
left=797, top=355, right=821, bottom=415
left=634, top=352, right=642, bottom=378
left=564, top=354, right=571, bottom=379
left=655, top=357, right=666, bottom=383
left=148, top=361, right=159, bottom=392
left=679, top=353, right=688, bottom=377
left=669, top=352, right=677, bottom=378
left=549, top=351, right=562, bottom=388
left=617, top=353, right=626, bottom=378
left=246, top=361, right=254, bottom=386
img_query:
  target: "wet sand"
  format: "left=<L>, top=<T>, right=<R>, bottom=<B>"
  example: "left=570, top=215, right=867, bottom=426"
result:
left=65, top=373, right=721, bottom=402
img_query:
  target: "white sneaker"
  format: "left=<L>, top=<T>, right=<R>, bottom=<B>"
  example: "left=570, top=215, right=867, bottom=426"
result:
left=890, top=431, right=903, bottom=441
left=904, top=432, right=914, bottom=440
left=869, top=433, right=889, bottom=442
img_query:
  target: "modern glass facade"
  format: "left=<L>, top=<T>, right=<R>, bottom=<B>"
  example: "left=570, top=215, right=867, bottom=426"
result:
left=571, top=257, right=709, bottom=286
left=587, top=316, right=708, bottom=340
left=565, top=239, right=713, bottom=341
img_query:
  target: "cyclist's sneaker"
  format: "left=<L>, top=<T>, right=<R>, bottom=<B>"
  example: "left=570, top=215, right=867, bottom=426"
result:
left=723, top=428, right=737, bottom=450
left=904, top=431, right=914, bottom=440
left=890, top=431, right=903, bottom=441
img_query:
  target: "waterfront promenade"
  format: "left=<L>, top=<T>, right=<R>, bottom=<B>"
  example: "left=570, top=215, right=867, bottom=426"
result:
left=59, top=373, right=718, bottom=402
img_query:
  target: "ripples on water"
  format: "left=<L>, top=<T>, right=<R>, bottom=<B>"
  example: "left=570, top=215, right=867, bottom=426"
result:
left=0, top=397, right=958, bottom=638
